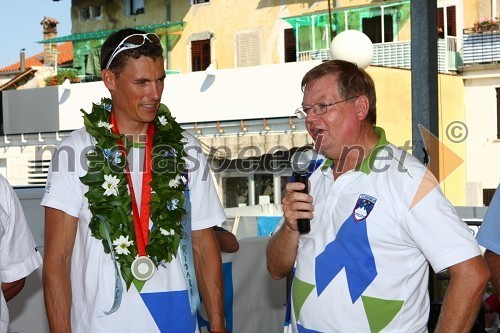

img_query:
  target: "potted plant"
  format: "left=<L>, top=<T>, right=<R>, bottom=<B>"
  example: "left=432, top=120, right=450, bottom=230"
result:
left=474, top=17, right=500, bottom=32
left=45, top=70, right=80, bottom=86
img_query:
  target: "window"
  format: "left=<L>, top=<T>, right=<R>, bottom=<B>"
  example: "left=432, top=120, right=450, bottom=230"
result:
left=296, top=19, right=329, bottom=53
left=80, top=6, right=101, bottom=21
left=284, top=28, right=297, bottom=63
left=192, top=0, right=210, bottom=4
left=254, top=174, right=274, bottom=204
left=438, top=6, right=456, bottom=38
left=222, top=177, right=248, bottom=208
left=236, top=32, right=261, bottom=67
left=362, top=14, right=394, bottom=44
left=27, top=159, right=50, bottom=186
left=483, top=188, right=497, bottom=206
left=130, top=0, right=145, bottom=15
left=80, top=8, right=90, bottom=20
left=191, top=39, right=211, bottom=72
left=496, top=87, right=500, bottom=140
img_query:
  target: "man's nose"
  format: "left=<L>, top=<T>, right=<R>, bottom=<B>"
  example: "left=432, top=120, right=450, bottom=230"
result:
left=149, top=83, right=161, bottom=100
left=305, top=108, right=320, bottom=122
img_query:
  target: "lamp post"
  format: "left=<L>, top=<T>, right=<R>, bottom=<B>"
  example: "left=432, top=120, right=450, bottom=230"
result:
left=327, top=0, right=334, bottom=39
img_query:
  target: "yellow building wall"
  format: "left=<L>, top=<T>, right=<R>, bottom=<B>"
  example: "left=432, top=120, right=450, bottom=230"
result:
left=71, top=0, right=172, bottom=34
left=464, top=0, right=499, bottom=28
left=463, top=0, right=480, bottom=28
left=166, top=0, right=413, bottom=73
left=72, top=0, right=411, bottom=73
left=436, top=74, right=466, bottom=205
left=169, top=0, right=337, bottom=72
left=366, top=66, right=466, bottom=205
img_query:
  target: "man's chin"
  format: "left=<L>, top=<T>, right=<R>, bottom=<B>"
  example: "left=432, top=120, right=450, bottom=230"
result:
left=313, top=139, right=325, bottom=153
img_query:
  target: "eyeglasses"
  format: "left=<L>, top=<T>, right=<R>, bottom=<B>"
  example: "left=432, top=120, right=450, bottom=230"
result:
left=105, top=33, right=161, bottom=69
left=295, top=96, right=359, bottom=119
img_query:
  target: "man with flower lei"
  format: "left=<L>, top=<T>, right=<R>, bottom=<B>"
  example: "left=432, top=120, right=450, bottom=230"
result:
left=42, top=28, right=228, bottom=333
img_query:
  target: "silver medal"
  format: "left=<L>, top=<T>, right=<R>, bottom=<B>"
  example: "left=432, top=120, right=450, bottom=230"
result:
left=131, top=256, right=155, bottom=281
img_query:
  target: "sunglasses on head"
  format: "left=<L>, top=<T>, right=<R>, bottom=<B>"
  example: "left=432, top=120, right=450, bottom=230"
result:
left=105, top=33, right=161, bottom=69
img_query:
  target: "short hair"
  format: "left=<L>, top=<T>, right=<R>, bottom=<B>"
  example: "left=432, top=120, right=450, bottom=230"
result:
left=301, top=60, right=377, bottom=125
left=100, top=28, right=164, bottom=76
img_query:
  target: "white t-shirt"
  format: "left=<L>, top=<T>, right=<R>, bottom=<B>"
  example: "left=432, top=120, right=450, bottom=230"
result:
left=287, top=133, right=480, bottom=333
left=41, top=128, right=225, bottom=333
left=0, top=175, right=42, bottom=333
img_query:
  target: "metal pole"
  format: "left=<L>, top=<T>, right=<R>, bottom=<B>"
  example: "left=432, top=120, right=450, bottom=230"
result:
left=165, top=0, right=171, bottom=70
left=327, top=0, right=334, bottom=38
left=381, top=6, right=385, bottom=44
left=411, top=1, right=439, bottom=166
left=496, top=88, right=500, bottom=139
left=411, top=1, right=441, bottom=315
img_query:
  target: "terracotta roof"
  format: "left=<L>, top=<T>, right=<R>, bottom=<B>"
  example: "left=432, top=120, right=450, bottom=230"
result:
left=0, top=69, right=37, bottom=91
left=0, top=41, right=73, bottom=73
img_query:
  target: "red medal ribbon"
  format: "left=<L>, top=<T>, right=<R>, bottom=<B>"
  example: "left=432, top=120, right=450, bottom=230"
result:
left=110, top=112, right=154, bottom=257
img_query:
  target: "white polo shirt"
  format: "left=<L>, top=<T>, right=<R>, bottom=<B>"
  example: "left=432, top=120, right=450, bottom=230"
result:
left=288, top=127, right=480, bottom=332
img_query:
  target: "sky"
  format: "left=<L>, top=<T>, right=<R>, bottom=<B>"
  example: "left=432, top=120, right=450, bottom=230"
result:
left=0, top=0, right=72, bottom=68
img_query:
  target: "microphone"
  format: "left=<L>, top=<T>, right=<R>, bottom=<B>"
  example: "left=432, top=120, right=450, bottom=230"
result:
left=290, top=148, right=315, bottom=234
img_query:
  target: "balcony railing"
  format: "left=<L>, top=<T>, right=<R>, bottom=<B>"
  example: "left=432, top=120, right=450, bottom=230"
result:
left=462, top=31, right=500, bottom=65
left=372, top=41, right=411, bottom=69
left=297, top=37, right=461, bottom=73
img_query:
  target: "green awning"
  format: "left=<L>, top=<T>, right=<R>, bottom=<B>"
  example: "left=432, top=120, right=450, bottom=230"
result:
left=38, top=21, right=185, bottom=44
left=282, top=0, right=409, bottom=27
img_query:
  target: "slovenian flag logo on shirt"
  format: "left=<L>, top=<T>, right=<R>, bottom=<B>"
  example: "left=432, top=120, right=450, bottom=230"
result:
left=353, top=194, right=377, bottom=221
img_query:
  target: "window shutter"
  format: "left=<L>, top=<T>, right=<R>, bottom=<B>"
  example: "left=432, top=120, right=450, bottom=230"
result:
left=447, top=6, right=456, bottom=36
left=438, top=6, right=456, bottom=38
left=237, top=32, right=261, bottom=67
left=191, top=39, right=211, bottom=72
left=383, top=15, right=393, bottom=42
left=483, top=188, right=496, bottom=206
left=201, top=40, right=211, bottom=69
left=438, top=8, right=445, bottom=38
left=284, top=28, right=297, bottom=63
left=362, top=15, right=393, bottom=44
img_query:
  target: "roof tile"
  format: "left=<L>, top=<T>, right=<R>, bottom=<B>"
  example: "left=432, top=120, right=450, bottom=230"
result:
left=0, top=41, right=73, bottom=73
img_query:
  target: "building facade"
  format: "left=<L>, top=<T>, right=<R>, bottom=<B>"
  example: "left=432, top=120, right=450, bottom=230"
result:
left=1, top=0, right=499, bottom=207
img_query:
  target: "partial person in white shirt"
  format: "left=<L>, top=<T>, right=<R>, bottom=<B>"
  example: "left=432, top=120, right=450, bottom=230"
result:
left=0, top=174, right=42, bottom=333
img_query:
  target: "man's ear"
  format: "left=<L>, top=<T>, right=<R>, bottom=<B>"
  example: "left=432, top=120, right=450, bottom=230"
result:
left=355, top=95, right=369, bottom=121
left=101, top=69, right=115, bottom=91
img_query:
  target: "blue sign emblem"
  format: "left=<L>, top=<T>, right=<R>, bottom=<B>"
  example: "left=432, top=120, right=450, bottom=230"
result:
left=353, top=194, right=377, bottom=222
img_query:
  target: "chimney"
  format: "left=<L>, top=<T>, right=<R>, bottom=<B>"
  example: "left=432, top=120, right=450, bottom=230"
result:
left=41, top=16, right=59, bottom=66
left=20, top=49, right=26, bottom=71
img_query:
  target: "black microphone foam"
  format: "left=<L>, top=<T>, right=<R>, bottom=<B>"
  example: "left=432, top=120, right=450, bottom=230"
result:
left=290, top=148, right=315, bottom=234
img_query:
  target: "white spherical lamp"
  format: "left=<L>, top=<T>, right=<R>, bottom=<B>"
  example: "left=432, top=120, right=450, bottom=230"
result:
left=329, top=30, right=373, bottom=69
